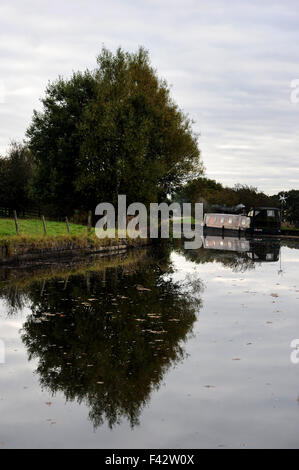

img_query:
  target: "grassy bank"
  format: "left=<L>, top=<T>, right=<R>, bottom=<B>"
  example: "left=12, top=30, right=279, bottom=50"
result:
left=0, top=218, right=147, bottom=260
left=0, top=218, right=91, bottom=238
left=281, top=224, right=299, bottom=232
left=0, top=218, right=108, bottom=253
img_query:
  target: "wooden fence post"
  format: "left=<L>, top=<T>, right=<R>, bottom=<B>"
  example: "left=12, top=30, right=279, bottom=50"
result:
left=65, top=217, right=70, bottom=233
left=40, top=280, right=46, bottom=296
left=13, top=210, right=19, bottom=236
left=42, top=215, right=47, bottom=234
left=87, top=210, right=92, bottom=233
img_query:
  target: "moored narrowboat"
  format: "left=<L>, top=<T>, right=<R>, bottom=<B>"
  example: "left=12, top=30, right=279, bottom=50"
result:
left=204, top=207, right=281, bottom=236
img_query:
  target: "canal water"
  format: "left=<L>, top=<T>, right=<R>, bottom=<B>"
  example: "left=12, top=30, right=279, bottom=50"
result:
left=0, top=238, right=298, bottom=448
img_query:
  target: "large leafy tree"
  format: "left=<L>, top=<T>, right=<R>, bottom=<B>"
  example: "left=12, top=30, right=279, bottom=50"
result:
left=26, top=47, right=203, bottom=214
left=26, top=71, right=97, bottom=215
left=77, top=47, right=203, bottom=207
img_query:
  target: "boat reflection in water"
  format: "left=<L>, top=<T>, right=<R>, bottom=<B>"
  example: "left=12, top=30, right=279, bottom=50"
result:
left=203, top=236, right=250, bottom=253
left=0, top=240, right=283, bottom=434
left=202, top=236, right=280, bottom=262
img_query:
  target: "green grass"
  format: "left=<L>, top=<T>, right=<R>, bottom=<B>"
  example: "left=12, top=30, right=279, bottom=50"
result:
left=281, top=224, right=299, bottom=232
left=0, top=218, right=147, bottom=255
left=0, top=218, right=90, bottom=238
left=181, top=216, right=197, bottom=224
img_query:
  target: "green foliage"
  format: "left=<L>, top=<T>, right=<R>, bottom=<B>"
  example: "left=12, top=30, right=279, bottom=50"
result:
left=0, top=142, right=35, bottom=211
left=278, top=190, right=299, bottom=224
left=176, top=179, right=278, bottom=212
left=0, top=218, right=89, bottom=238
left=26, top=71, right=96, bottom=215
left=26, top=47, right=203, bottom=214
left=175, top=177, right=223, bottom=205
left=231, top=184, right=278, bottom=211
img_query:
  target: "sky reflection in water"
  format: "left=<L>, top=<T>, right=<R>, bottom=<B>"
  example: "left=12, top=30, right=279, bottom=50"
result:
left=0, top=239, right=298, bottom=448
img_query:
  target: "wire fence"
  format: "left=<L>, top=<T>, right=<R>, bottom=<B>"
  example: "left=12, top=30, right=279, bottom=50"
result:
left=0, top=207, right=54, bottom=220
left=0, top=207, right=93, bottom=235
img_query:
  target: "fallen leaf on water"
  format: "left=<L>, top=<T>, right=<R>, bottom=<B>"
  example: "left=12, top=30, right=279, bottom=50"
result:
left=136, top=285, right=151, bottom=292
left=148, top=330, right=166, bottom=334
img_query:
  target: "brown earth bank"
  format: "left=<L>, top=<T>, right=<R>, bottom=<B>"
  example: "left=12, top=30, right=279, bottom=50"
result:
left=0, top=247, right=151, bottom=289
left=0, top=237, right=151, bottom=266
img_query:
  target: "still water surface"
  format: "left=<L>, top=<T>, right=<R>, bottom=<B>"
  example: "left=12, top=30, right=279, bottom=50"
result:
left=0, top=239, right=299, bottom=448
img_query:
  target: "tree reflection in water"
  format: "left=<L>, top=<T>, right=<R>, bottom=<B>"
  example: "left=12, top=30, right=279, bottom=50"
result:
left=17, top=249, right=203, bottom=429
left=2, top=239, right=286, bottom=429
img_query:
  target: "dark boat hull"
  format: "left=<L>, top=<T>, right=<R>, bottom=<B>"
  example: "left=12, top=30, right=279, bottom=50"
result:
left=203, top=226, right=281, bottom=237
left=203, top=208, right=282, bottom=237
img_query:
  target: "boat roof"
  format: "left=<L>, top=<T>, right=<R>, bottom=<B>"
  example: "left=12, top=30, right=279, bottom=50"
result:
left=205, top=213, right=247, bottom=217
left=250, top=207, right=280, bottom=211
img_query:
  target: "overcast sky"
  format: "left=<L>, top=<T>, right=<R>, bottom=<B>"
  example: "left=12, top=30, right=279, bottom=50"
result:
left=1, top=0, right=299, bottom=195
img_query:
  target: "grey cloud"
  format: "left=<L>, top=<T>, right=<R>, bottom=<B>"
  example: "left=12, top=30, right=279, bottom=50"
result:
left=0, top=0, right=298, bottom=194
